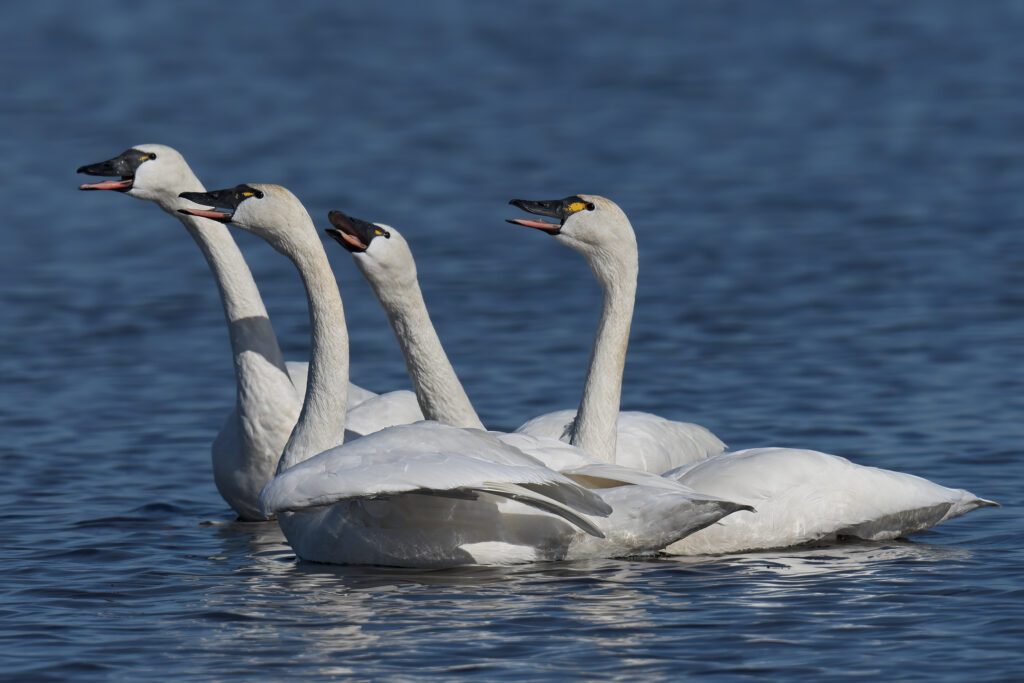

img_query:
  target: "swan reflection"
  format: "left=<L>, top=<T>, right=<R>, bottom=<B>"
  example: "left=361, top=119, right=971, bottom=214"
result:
left=197, top=520, right=982, bottom=677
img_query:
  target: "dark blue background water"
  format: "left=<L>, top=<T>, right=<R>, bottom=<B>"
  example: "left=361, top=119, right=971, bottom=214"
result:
left=2, top=2, right=1022, bottom=680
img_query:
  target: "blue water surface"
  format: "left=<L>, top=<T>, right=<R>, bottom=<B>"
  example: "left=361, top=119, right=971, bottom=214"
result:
left=1, top=1, right=1022, bottom=680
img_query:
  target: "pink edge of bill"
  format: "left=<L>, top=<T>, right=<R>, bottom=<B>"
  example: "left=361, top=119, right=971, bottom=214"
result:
left=183, top=208, right=232, bottom=220
left=509, top=218, right=559, bottom=230
left=79, top=179, right=133, bottom=191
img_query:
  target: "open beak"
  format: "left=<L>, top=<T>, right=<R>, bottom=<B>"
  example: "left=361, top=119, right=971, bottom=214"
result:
left=177, top=189, right=242, bottom=223
left=77, top=155, right=136, bottom=192
left=324, top=210, right=383, bottom=253
left=506, top=198, right=565, bottom=234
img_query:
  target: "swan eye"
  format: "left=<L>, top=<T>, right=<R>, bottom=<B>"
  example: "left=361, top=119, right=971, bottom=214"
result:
left=375, top=228, right=390, bottom=239
left=254, top=190, right=264, bottom=199
left=585, top=202, right=595, bottom=211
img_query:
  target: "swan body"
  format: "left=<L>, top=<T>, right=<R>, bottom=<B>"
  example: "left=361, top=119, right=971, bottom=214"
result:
left=516, top=409, right=724, bottom=474
left=77, top=146, right=410, bottom=519
left=509, top=195, right=725, bottom=471
left=511, top=194, right=996, bottom=551
left=261, top=422, right=749, bottom=566
left=320, top=211, right=749, bottom=560
left=663, top=448, right=998, bottom=554
left=179, top=185, right=746, bottom=566
left=493, top=430, right=751, bottom=558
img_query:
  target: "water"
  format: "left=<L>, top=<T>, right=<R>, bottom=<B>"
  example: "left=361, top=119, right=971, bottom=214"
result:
left=2, top=1, right=1022, bottom=679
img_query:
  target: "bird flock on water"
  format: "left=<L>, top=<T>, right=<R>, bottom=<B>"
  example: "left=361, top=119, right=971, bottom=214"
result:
left=77, top=144, right=997, bottom=568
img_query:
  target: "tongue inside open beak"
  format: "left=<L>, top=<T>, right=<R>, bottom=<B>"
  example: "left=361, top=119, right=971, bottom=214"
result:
left=335, top=230, right=368, bottom=251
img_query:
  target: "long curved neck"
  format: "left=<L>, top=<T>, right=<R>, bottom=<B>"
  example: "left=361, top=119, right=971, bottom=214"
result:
left=568, top=248, right=637, bottom=461
left=277, top=238, right=350, bottom=472
left=163, top=183, right=290, bottom=379
left=368, top=273, right=485, bottom=430
left=156, top=173, right=296, bottom=459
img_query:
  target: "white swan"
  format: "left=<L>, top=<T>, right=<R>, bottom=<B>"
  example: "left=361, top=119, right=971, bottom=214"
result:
left=322, top=209, right=752, bottom=558
left=179, top=184, right=749, bottom=566
left=323, top=211, right=485, bottom=430
left=663, top=448, right=997, bottom=554
left=76, top=145, right=415, bottom=520
left=509, top=194, right=998, bottom=553
left=507, top=196, right=725, bottom=472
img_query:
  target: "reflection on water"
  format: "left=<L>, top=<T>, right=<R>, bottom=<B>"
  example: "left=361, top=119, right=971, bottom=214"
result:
left=172, top=521, right=995, bottom=679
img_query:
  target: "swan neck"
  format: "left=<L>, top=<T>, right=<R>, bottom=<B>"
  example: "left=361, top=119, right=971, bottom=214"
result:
left=278, top=243, right=349, bottom=471
left=372, top=275, right=485, bottom=430
left=569, top=253, right=637, bottom=461
left=172, top=206, right=288, bottom=374
left=162, top=175, right=295, bottom=461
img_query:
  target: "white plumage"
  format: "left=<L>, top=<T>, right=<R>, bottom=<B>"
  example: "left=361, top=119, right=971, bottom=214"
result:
left=78, top=146, right=421, bottom=519
left=180, top=184, right=746, bottom=567
left=510, top=194, right=996, bottom=553
left=663, top=448, right=997, bottom=554
left=509, top=195, right=725, bottom=472
left=516, top=409, right=725, bottom=473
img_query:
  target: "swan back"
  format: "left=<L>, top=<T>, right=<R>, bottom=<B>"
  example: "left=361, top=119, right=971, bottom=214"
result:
left=664, top=447, right=998, bottom=554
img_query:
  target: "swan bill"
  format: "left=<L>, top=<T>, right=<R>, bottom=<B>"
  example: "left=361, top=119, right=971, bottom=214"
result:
left=180, top=208, right=234, bottom=223
left=77, top=147, right=156, bottom=192
left=178, top=185, right=264, bottom=223
left=507, top=196, right=596, bottom=234
left=325, top=210, right=390, bottom=253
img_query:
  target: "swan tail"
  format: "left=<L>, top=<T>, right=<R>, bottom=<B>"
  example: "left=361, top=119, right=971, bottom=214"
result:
left=945, top=492, right=999, bottom=521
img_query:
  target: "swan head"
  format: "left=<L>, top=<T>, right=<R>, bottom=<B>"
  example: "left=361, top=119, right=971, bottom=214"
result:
left=78, top=144, right=201, bottom=205
left=507, top=195, right=637, bottom=284
left=177, top=184, right=316, bottom=256
left=324, top=210, right=417, bottom=287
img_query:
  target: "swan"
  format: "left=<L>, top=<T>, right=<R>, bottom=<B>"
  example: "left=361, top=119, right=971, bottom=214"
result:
left=76, top=145, right=416, bottom=520
left=323, top=211, right=485, bottom=430
left=178, top=184, right=749, bottom=566
left=663, top=448, right=997, bottom=554
left=507, top=196, right=725, bottom=473
left=322, top=209, right=753, bottom=558
left=508, top=194, right=998, bottom=553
